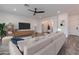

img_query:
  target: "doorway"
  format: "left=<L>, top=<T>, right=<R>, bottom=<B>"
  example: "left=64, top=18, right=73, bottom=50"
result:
left=41, top=20, right=53, bottom=33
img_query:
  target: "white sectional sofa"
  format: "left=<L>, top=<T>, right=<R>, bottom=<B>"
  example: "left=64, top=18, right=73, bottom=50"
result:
left=9, top=32, right=66, bottom=55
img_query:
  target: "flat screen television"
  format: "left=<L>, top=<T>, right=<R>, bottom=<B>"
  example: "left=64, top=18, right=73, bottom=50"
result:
left=19, top=23, right=30, bottom=29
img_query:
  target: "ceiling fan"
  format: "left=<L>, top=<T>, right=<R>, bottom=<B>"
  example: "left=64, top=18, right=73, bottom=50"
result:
left=28, top=8, right=45, bottom=15
left=24, top=4, right=45, bottom=15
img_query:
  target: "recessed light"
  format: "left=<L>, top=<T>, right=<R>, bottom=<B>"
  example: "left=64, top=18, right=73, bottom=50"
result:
left=13, top=8, right=16, bottom=11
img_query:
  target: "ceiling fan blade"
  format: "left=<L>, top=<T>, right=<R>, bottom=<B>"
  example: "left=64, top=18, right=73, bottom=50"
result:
left=28, top=9, right=34, bottom=12
left=24, top=4, right=29, bottom=7
left=36, top=11, right=45, bottom=13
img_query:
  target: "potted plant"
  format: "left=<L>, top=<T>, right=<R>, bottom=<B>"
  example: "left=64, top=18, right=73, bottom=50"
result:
left=0, top=23, right=5, bottom=40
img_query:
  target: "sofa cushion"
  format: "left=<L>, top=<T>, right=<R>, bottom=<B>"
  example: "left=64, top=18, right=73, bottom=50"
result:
left=9, top=41, right=22, bottom=55
left=17, top=40, right=25, bottom=52
left=34, top=33, right=66, bottom=55
left=26, top=36, right=54, bottom=55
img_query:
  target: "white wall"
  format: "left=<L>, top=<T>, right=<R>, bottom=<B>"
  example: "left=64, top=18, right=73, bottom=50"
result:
left=0, top=12, right=38, bottom=31
left=58, top=13, right=69, bottom=37
left=51, top=16, right=58, bottom=33
left=69, top=15, right=79, bottom=36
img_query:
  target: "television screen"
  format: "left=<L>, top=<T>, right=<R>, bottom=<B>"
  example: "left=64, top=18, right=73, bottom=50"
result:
left=19, top=23, right=30, bottom=29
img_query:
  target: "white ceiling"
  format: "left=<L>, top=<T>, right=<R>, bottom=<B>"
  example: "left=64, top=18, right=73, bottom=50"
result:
left=0, top=4, right=79, bottom=19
